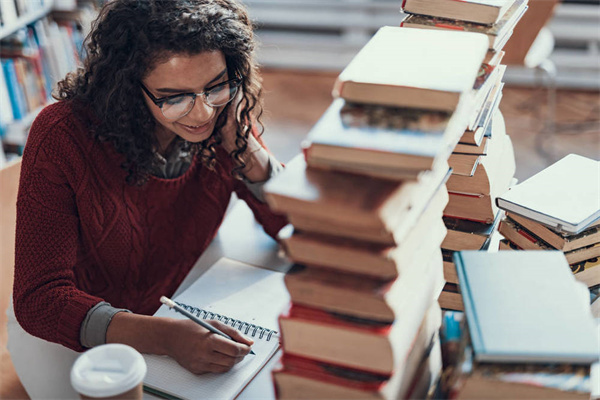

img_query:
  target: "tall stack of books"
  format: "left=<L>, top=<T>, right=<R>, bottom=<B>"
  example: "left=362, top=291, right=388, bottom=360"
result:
left=264, top=26, right=489, bottom=399
left=496, top=154, right=600, bottom=290
left=446, top=251, right=598, bottom=399
left=400, top=0, right=529, bottom=311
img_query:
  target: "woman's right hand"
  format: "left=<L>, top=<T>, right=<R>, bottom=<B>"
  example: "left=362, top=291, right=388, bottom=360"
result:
left=165, top=318, right=254, bottom=374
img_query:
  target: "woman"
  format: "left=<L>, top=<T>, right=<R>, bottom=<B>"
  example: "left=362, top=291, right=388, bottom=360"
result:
left=8, top=0, right=287, bottom=396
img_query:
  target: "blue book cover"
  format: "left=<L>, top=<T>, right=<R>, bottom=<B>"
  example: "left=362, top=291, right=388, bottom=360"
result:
left=1, top=59, right=26, bottom=120
left=454, top=250, right=598, bottom=364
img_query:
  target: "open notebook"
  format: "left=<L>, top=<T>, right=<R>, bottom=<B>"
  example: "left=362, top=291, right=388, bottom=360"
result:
left=143, top=257, right=290, bottom=400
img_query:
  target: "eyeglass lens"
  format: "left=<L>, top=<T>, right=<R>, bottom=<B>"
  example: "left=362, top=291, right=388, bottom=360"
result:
left=161, top=83, right=239, bottom=120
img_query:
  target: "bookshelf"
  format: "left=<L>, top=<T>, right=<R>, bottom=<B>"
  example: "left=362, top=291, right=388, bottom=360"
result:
left=0, top=0, right=54, bottom=40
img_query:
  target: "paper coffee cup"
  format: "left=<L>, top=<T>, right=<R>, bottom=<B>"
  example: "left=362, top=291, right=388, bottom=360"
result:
left=70, top=343, right=147, bottom=399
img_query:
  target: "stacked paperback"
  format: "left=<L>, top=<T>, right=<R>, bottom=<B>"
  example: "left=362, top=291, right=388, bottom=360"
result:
left=400, top=0, right=529, bottom=310
left=264, top=26, right=489, bottom=399
left=496, top=154, right=600, bottom=289
left=445, top=251, right=598, bottom=399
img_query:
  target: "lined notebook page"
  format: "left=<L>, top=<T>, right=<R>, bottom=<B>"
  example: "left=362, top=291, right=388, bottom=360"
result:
left=143, top=257, right=290, bottom=400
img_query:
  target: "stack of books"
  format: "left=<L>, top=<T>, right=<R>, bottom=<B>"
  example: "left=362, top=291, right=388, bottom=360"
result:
left=496, top=154, right=600, bottom=289
left=445, top=251, right=598, bottom=399
left=400, top=0, right=529, bottom=310
left=264, top=26, right=489, bottom=399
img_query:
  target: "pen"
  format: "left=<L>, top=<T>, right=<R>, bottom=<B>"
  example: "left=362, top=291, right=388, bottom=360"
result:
left=160, top=296, right=255, bottom=355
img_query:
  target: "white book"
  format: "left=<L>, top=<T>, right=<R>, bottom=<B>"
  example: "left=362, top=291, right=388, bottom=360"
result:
left=143, top=257, right=289, bottom=400
left=496, top=154, right=600, bottom=234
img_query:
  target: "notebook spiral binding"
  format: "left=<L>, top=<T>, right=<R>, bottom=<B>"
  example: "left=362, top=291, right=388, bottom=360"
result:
left=176, top=301, right=279, bottom=341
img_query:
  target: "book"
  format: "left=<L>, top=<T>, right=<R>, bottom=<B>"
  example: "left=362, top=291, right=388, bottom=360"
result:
left=442, top=209, right=503, bottom=251
left=498, top=217, right=600, bottom=265
left=264, top=155, right=450, bottom=245
left=401, top=0, right=528, bottom=51
left=273, top=326, right=441, bottom=400
left=496, top=154, right=600, bottom=234
left=506, top=212, right=600, bottom=252
left=438, top=283, right=464, bottom=311
left=142, top=257, right=290, bottom=400
left=283, top=247, right=444, bottom=323
left=454, top=250, right=599, bottom=364
left=402, top=0, right=517, bottom=26
left=279, top=296, right=443, bottom=376
left=0, top=63, right=14, bottom=130
left=333, top=26, right=488, bottom=111
left=448, top=153, right=481, bottom=177
left=448, top=121, right=513, bottom=196
left=302, top=99, right=458, bottom=180
left=467, top=65, right=506, bottom=132
left=278, top=195, right=447, bottom=279
left=453, top=137, right=488, bottom=156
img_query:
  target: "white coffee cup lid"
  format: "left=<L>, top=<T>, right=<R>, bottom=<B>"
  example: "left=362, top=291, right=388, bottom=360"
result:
left=70, top=344, right=147, bottom=398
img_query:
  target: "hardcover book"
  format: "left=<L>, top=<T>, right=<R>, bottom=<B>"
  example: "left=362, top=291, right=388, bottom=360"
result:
left=402, top=0, right=516, bottom=26
left=333, top=26, right=488, bottom=111
left=496, top=154, right=600, bottom=234
left=454, top=250, right=598, bottom=364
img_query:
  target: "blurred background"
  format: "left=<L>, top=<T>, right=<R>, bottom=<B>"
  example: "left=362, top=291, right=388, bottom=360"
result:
left=0, top=0, right=598, bottom=398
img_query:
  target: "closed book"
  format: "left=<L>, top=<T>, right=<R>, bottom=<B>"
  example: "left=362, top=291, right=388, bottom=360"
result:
left=448, top=118, right=513, bottom=196
left=454, top=250, right=598, bottom=364
left=401, top=0, right=528, bottom=51
left=303, top=99, right=460, bottom=180
left=467, top=65, right=505, bottom=132
left=453, top=137, right=488, bottom=156
left=284, top=247, right=444, bottom=323
left=273, top=320, right=441, bottom=400
left=278, top=197, right=447, bottom=279
left=1, top=59, right=26, bottom=120
left=438, top=283, right=464, bottom=311
left=442, top=209, right=503, bottom=251
left=448, top=153, right=481, bottom=177
left=264, top=155, right=449, bottom=245
left=280, top=296, right=443, bottom=376
left=0, top=64, right=14, bottom=128
left=402, top=0, right=517, bottom=26
left=506, top=212, right=600, bottom=252
left=333, top=26, right=488, bottom=111
left=496, top=154, right=600, bottom=234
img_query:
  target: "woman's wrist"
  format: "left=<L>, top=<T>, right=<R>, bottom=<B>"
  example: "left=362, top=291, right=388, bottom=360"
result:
left=105, top=311, right=176, bottom=356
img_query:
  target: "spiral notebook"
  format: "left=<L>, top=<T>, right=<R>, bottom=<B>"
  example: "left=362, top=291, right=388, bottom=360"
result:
left=143, top=257, right=289, bottom=400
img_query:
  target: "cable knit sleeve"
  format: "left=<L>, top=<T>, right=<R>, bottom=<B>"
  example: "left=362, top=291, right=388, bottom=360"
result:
left=232, top=130, right=288, bottom=240
left=13, top=106, right=104, bottom=352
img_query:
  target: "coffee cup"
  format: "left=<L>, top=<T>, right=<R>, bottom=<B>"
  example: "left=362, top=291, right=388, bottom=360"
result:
left=70, top=343, right=147, bottom=399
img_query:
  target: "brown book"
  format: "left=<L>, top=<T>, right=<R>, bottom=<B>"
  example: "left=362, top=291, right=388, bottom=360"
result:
left=443, top=250, right=459, bottom=284
left=442, top=210, right=503, bottom=251
left=273, top=322, right=441, bottom=400
left=402, top=0, right=517, bottom=25
left=447, top=129, right=514, bottom=196
left=459, top=126, right=485, bottom=146
left=265, top=156, right=450, bottom=245
left=284, top=248, right=444, bottom=323
left=302, top=100, right=457, bottom=181
left=448, top=153, right=481, bottom=177
left=278, top=192, right=447, bottom=279
left=333, top=26, right=488, bottom=111
left=280, top=297, right=442, bottom=376
left=438, top=283, right=464, bottom=311
left=401, top=0, right=528, bottom=51
left=506, top=212, right=600, bottom=252
left=453, top=137, right=488, bottom=156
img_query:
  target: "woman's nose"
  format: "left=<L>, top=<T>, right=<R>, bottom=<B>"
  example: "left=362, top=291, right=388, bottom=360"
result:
left=187, top=97, right=215, bottom=123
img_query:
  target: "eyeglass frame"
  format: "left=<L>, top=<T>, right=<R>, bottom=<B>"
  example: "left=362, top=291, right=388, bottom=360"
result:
left=140, top=75, right=243, bottom=120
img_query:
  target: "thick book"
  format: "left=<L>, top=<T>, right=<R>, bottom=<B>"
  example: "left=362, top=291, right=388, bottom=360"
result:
left=442, top=209, right=503, bottom=251
left=402, top=0, right=517, bottom=26
left=278, top=195, right=447, bottom=279
left=283, top=247, right=444, bottom=323
left=302, top=99, right=458, bottom=180
left=273, top=328, right=441, bottom=400
left=333, top=26, right=488, bottom=111
left=264, top=155, right=450, bottom=245
left=496, top=154, right=600, bottom=234
left=143, top=258, right=289, bottom=400
left=280, top=299, right=442, bottom=376
left=401, top=0, right=528, bottom=51
left=454, top=250, right=598, bottom=364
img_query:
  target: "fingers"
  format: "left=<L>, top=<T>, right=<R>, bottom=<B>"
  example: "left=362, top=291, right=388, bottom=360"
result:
left=208, top=320, right=254, bottom=346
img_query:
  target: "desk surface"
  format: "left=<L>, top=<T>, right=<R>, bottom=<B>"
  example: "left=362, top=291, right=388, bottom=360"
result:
left=147, top=199, right=290, bottom=400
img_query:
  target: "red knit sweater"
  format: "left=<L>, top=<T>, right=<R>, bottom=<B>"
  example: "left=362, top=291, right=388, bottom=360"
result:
left=13, top=101, right=287, bottom=352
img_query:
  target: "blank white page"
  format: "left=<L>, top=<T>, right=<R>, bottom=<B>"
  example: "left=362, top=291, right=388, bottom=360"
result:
left=143, top=257, right=290, bottom=400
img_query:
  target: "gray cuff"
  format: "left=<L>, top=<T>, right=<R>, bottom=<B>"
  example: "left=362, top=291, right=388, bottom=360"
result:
left=80, top=302, right=132, bottom=348
left=242, top=153, right=283, bottom=202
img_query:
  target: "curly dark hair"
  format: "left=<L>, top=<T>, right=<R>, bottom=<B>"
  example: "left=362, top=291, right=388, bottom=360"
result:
left=55, top=0, right=264, bottom=185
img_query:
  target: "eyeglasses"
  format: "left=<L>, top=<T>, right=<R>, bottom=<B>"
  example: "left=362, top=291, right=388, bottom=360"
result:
left=141, top=76, right=242, bottom=120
